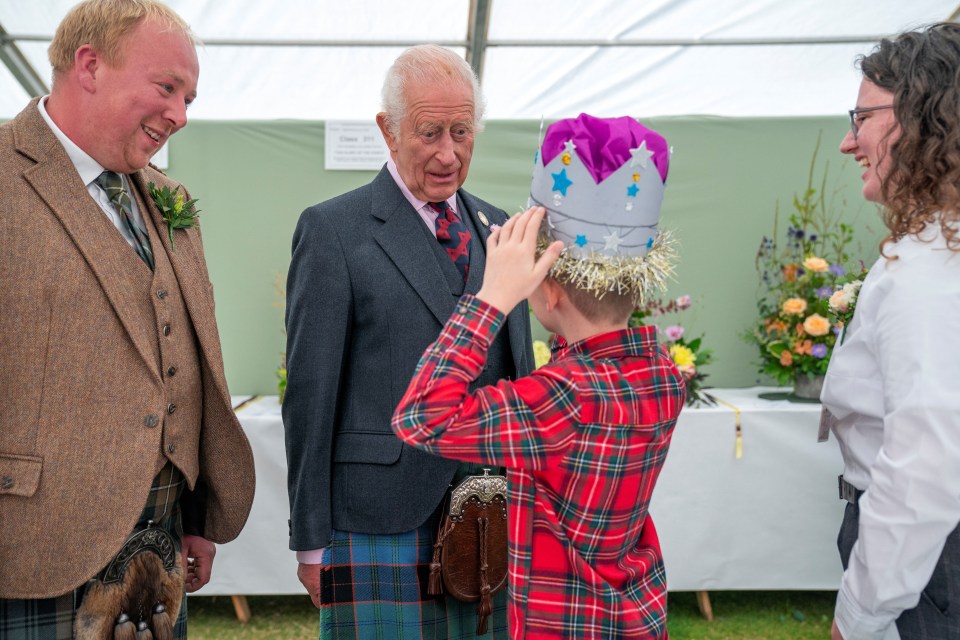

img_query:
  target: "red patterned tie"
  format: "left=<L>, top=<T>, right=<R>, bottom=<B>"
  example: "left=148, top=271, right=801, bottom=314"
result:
left=429, top=201, right=471, bottom=283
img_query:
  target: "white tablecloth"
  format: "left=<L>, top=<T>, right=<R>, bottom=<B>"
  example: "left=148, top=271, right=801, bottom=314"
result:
left=203, top=388, right=844, bottom=595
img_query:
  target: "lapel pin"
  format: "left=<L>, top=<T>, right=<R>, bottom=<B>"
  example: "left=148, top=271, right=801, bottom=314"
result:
left=477, top=211, right=490, bottom=227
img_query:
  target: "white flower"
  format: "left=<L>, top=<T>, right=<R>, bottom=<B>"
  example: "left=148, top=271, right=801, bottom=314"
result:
left=828, top=280, right=862, bottom=314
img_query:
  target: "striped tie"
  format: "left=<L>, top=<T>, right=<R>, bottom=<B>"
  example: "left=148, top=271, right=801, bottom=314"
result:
left=96, top=171, right=155, bottom=271
left=429, top=201, right=471, bottom=283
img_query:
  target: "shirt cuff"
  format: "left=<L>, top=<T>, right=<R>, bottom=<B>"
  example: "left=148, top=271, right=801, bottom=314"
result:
left=835, top=583, right=896, bottom=640
left=449, top=295, right=505, bottom=345
left=296, top=548, right=326, bottom=565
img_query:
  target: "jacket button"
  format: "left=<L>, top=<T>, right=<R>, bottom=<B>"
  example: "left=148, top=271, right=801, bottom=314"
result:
left=144, top=414, right=159, bottom=428
left=167, top=444, right=176, bottom=454
left=157, top=289, right=168, bottom=300
left=167, top=366, right=177, bottom=377
left=167, top=403, right=177, bottom=414
left=162, top=324, right=171, bottom=336
left=1, top=476, right=13, bottom=490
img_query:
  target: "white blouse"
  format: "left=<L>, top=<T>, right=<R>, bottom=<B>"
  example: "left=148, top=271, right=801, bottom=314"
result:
left=822, top=219, right=960, bottom=640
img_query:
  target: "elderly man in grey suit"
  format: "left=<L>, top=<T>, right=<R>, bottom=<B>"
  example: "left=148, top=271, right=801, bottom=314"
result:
left=283, top=45, right=533, bottom=639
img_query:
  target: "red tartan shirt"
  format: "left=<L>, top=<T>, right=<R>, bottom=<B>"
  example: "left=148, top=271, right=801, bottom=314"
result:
left=391, top=296, right=685, bottom=639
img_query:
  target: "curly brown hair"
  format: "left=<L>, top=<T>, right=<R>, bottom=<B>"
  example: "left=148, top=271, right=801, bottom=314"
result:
left=858, top=22, right=960, bottom=253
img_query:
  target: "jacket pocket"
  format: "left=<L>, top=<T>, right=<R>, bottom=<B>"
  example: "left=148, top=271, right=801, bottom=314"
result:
left=0, top=453, right=43, bottom=497
left=333, top=432, right=403, bottom=465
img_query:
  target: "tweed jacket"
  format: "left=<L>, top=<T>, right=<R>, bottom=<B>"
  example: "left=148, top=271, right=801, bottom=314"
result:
left=0, top=99, right=255, bottom=599
left=283, top=167, right=534, bottom=552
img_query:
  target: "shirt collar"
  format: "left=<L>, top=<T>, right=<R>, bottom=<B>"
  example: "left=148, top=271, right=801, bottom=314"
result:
left=553, top=325, right=659, bottom=360
left=385, top=156, right=457, bottom=214
left=37, top=96, right=110, bottom=189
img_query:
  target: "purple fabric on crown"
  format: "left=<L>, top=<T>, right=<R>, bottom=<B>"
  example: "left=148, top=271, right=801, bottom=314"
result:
left=540, top=113, right=670, bottom=184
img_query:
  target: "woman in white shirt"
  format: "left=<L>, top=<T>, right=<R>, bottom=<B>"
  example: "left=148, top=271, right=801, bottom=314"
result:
left=824, top=23, right=960, bottom=640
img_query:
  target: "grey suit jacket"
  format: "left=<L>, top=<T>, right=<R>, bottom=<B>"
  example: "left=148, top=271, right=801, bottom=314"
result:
left=283, top=167, right=534, bottom=551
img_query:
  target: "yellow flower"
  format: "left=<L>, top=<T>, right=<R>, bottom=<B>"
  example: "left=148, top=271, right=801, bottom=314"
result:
left=782, top=297, right=808, bottom=316
left=803, top=256, right=829, bottom=272
left=802, top=313, right=831, bottom=337
left=533, top=340, right=551, bottom=369
left=670, top=344, right=696, bottom=368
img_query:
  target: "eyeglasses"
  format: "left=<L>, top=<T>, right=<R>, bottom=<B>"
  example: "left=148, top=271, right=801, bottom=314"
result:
left=848, top=105, right=893, bottom=141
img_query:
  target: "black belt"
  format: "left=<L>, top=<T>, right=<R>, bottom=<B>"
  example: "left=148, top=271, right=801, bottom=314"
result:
left=838, top=475, right=864, bottom=504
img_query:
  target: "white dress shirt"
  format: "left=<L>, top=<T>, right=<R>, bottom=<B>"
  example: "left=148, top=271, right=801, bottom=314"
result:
left=36, top=96, right=148, bottom=250
left=822, top=219, right=960, bottom=640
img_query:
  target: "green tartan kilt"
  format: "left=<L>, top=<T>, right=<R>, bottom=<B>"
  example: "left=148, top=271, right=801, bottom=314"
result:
left=0, top=464, right=187, bottom=640
left=319, top=510, right=508, bottom=640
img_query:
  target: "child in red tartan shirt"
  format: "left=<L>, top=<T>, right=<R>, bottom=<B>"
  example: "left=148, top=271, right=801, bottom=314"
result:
left=391, top=114, right=685, bottom=639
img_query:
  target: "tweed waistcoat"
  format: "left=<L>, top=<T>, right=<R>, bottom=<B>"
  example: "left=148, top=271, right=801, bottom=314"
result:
left=132, top=186, right=204, bottom=481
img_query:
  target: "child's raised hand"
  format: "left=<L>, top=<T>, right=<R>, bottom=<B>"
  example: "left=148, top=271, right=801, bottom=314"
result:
left=475, top=206, right=564, bottom=314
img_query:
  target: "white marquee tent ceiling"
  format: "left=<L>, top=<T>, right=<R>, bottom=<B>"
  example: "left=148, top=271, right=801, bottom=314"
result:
left=1, top=1, right=957, bottom=121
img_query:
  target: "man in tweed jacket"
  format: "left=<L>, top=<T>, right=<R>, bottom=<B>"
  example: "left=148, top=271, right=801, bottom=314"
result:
left=0, top=1, right=255, bottom=637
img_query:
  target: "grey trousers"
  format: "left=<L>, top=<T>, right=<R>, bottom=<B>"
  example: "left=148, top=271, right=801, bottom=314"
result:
left=838, top=501, right=960, bottom=639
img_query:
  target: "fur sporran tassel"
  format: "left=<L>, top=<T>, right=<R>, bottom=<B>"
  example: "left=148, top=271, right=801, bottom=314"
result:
left=113, top=613, right=137, bottom=640
left=135, top=620, right=154, bottom=640
left=151, top=603, right=173, bottom=640
left=76, top=546, right=183, bottom=640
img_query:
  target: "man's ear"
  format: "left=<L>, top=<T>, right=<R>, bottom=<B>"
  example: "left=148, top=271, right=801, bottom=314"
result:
left=75, top=44, right=100, bottom=93
left=376, top=113, right=398, bottom=152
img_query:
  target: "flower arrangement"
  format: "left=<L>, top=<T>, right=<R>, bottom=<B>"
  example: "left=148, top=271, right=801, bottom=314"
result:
left=746, top=138, right=856, bottom=386
left=828, top=277, right=863, bottom=331
left=147, top=182, right=200, bottom=248
left=631, top=294, right=715, bottom=406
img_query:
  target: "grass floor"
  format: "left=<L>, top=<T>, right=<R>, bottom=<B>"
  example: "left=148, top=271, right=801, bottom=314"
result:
left=187, top=591, right=836, bottom=639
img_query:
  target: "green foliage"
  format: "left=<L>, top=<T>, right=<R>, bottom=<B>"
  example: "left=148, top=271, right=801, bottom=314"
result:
left=631, top=294, right=716, bottom=406
left=147, top=181, right=201, bottom=247
left=745, top=134, right=856, bottom=385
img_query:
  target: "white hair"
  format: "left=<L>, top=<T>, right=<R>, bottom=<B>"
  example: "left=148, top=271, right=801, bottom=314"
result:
left=380, top=44, right=486, bottom=138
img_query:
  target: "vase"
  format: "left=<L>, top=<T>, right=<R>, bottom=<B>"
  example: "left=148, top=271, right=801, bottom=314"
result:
left=793, top=372, right=825, bottom=400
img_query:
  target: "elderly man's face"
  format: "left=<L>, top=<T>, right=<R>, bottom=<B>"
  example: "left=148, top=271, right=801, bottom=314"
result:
left=381, top=79, right=475, bottom=202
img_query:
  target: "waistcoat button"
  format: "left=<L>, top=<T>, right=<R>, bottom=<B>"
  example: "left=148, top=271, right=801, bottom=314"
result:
left=162, top=324, right=171, bottom=336
left=157, top=289, right=168, bottom=300
left=167, top=366, right=177, bottom=377
left=144, top=414, right=159, bottom=428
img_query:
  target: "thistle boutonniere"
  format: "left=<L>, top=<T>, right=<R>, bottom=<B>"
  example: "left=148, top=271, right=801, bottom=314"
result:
left=148, top=182, right=200, bottom=249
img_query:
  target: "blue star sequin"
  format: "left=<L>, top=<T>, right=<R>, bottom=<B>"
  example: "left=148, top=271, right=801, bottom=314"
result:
left=646, top=237, right=655, bottom=249
left=551, top=168, right=573, bottom=196
left=575, top=234, right=588, bottom=247
left=627, top=184, right=640, bottom=197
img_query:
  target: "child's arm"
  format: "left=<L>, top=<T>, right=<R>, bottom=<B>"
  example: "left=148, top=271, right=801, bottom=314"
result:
left=390, top=207, right=568, bottom=467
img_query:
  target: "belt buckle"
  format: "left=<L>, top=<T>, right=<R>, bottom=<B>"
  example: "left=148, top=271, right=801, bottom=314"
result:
left=838, top=475, right=860, bottom=504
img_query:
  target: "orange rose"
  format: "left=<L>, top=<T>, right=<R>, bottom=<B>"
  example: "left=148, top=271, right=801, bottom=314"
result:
left=779, top=350, right=794, bottom=366
left=782, top=298, right=807, bottom=316
left=803, top=256, right=829, bottom=272
left=803, top=313, right=831, bottom=337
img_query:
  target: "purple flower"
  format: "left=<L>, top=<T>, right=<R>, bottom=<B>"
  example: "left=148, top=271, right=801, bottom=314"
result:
left=811, top=344, right=828, bottom=358
left=829, top=264, right=846, bottom=276
left=665, top=325, right=685, bottom=341
left=816, top=286, right=833, bottom=298
left=832, top=326, right=843, bottom=336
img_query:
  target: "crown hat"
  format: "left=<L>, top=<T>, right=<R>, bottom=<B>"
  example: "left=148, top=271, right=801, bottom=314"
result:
left=529, top=113, right=676, bottom=303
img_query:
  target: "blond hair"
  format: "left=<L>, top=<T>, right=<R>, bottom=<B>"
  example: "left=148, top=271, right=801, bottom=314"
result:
left=556, top=279, right=636, bottom=325
left=49, top=0, right=196, bottom=82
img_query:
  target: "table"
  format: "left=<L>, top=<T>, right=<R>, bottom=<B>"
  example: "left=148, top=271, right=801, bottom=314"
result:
left=202, top=389, right=845, bottom=600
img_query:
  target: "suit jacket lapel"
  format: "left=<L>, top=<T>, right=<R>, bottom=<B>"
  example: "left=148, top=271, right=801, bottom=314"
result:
left=372, top=169, right=456, bottom=326
left=16, top=105, right=160, bottom=379
left=459, top=192, right=531, bottom=374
